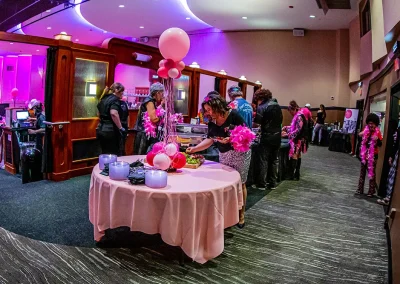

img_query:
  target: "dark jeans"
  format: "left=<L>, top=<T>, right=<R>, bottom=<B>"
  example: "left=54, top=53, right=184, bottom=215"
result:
left=257, top=144, right=280, bottom=188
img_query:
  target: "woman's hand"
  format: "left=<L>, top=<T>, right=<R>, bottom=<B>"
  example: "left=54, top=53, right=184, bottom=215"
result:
left=219, top=137, right=230, bottom=144
left=186, top=147, right=196, bottom=154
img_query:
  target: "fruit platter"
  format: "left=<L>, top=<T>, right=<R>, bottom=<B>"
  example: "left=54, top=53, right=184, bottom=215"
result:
left=183, top=153, right=205, bottom=169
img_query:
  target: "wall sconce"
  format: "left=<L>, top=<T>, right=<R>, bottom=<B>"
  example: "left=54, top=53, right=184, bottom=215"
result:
left=132, top=52, right=153, bottom=62
left=85, top=81, right=98, bottom=97
left=178, top=89, right=186, bottom=100
left=218, top=70, right=227, bottom=75
left=255, top=80, right=262, bottom=85
left=189, top=62, right=200, bottom=68
left=54, top=32, right=71, bottom=41
left=239, top=75, right=247, bottom=81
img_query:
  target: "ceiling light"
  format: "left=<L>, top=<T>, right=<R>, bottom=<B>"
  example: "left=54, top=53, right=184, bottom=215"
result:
left=189, top=62, right=200, bottom=68
left=10, top=42, right=13, bottom=45
left=119, top=5, right=125, bottom=8
left=186, top=17, right=191, bottom=20
left=36, top=49, right=39, bottom=52
left=242, top=16, right=247, bottom=20
left=239, top=75, right=247, bottom=80
left=60, top=31, right=67, bottom=35
left=103, top=31, right=107, bottom=33
left=139, top=26, right=144, bottom=29
left=47, top=27, right=51, bottom=30
left=75, top=39, right=79, bottom=42
left=46, top=10, right=51, bottom=12
left=218, top=70, right=227, bottom=75
left=255, top=80, right=262, bottom=85
left=55, top=33, right=71, bottom=41
left=310, top=15, right=316, bottom=18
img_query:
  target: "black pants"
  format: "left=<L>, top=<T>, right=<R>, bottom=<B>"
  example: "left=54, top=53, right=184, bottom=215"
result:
left=134, top=131, right=159, bottom=155
left=257, top=144, right=280, bottom=188
left=97, top=129, right=120, bottom=156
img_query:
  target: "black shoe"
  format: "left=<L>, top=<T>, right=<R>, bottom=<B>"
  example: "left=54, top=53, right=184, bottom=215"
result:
left=236, top=223, right=245, bottom=229
left=268, top=184, right=277, bottom=189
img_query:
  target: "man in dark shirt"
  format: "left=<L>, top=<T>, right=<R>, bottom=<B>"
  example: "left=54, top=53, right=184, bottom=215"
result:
left=27, top=99, right=46, bottom=151
left=254, top=89, right=283, bottom=189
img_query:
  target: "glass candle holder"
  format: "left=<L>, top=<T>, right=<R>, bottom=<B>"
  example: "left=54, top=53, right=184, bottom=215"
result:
left=99, top=154, right=117, bottom=170
left=109, top=161, right=130, bottom=180
left=145, top=170, right=168, bottom=188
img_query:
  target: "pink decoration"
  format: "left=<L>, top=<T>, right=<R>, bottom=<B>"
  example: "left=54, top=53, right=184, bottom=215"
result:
left=153, top=153, right=171, bottom=170
left=288, top=108, right=310, bottom=158
left=164, top=143, right=178, bottom=157
left=157, top=67, right=168, bottom=79
left=146, top=151, right=157, bottom=166
left=11, top=88, right=18, bottom=99
left=159, top=28, right=190, bottom=62
left=171, top=152, right=186, bottom=169
left=360, top=125, right=382, bottom=179
left=176, top=61, right=185, bottom=71
left=170, top=113, right=184, bottom=123
left=152, top=142, right=165, bottom=154
left=143, top=112, right=157, bottom=138
left=159, top=59, right=166, bottom=68
left=168, top=68, right=179, bottom=79
left=164, top=59, right=176, bottom=69
left=229, top=125, right=256, bottom=152
left=228, top=101, right=238, bottom=110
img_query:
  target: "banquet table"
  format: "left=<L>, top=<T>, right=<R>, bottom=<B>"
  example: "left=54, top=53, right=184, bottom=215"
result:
left=89, top=155, right=243, bottom=264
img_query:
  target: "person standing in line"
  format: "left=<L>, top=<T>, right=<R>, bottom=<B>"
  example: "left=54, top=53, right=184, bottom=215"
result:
left=186, top=94, right=251, bottom=228
left=27, top=99, right=46, bottom=151
left=227, top=85, right=253, bottom=128
left=356, top=113, right=383, bottom=197
left=282, top=100, right=311, bottom=180
left=133, top=82, right=165, bottom=155
left=312, top=104, right=326, bottom=145
left=119, top=96, right=129, bottom=156
left=253, top=89, right=283, bottom=190
left=96, top=83, right=127, bottom=156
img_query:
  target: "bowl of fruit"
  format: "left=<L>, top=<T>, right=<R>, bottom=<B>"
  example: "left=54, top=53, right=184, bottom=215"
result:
left=183, top=153, right=205, bottom=169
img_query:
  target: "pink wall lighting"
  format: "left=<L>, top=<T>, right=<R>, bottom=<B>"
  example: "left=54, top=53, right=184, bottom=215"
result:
left=2, top=56, right=18, bottom=103
left=0, top=56, right=3, bottom=101
left=16, top=55, right=32, bottom=103
left=30, top=55, right=46, bottom=102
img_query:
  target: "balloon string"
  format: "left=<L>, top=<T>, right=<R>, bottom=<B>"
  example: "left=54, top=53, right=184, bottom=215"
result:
left=161, top=78, right=177, bottom=145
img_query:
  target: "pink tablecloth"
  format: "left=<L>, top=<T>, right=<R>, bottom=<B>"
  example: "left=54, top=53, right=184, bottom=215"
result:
left=89, top=155, right=243, bottom=264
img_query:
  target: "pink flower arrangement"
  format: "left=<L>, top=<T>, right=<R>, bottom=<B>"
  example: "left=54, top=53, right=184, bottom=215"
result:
left=360, top=125, right=382, bottom=179
left=144, top=106, right=166, bottom=138
left=170, top=113, right=184, bottom=123
left=230, top=125, right=256, bottom=152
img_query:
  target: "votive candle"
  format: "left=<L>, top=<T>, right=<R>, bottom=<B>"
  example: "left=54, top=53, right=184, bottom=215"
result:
left=109, top=161, right=130, bottom=180
left=99, top=154, right=117, bottom=170
left=145, top=170, right=168, bottom=188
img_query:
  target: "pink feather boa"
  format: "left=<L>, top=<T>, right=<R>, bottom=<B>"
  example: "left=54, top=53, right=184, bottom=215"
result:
left=360, top=125, right=381, bottom=179
left=288, top=108, right=310, bottom=157
left=143, top=106, right=166, bottom=138
left=230, top=125, right=256, bottom=152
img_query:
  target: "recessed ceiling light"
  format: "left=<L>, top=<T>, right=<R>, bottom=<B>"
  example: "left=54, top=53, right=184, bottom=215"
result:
left=75, top=39, right=79, bottom=42
left=10, top=43, right=13, bottom=45
left=46, top=10, right=51, bottom=13
left=186, top=17, right=191, bottom=20
left=310, top=15, right=316, bottom=18
left=103, top=31, right=107, bottom=33
left=60, top=31, right=67, bottom=35
left=47, top=27, right=51, bottom=30
left=36, top=49, right=39, bottom=51
left=242, top=16, right=247, bottom=20
left=139, top=26, right=144, bottom=29
left=119, top=5, right=125, bottom=8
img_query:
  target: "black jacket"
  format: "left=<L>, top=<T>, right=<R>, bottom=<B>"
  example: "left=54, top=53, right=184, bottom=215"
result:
left=255, top=99, right=283, bottom=146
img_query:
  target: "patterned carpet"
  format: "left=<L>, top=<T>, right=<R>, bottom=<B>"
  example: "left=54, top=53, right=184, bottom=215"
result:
left=0, top=146, right=388, bottom=283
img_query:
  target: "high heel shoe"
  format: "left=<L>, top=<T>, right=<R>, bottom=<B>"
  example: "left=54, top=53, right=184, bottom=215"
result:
left=236, top=222, right=245, bottom=229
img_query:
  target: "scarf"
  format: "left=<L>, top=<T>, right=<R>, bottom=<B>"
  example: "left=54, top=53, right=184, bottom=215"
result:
left=360, top=125, right=380, bottom=179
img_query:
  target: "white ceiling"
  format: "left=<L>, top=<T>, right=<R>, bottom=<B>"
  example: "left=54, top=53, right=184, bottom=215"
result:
left=0, top=0, right=358, bottom=54
left=187, top=0, right=359, bottom=30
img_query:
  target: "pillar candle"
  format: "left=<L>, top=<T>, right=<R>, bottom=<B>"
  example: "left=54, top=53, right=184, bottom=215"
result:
left=109, top=161, right=130, bottom=180
left=99, top=154, right=117, bottom=170
left=145, top=170, right=168, bottom=188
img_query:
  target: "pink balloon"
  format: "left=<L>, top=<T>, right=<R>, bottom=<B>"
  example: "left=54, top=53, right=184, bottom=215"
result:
left=153, top=153, right=171, bottom=171
left=159, top=28, right=190, bottom=62
left=152, top=142, right=165, bottom=153
left=159, top=59, right=166, bottom=68
left=176, top=61, right=185, bottom=71
left=175, top=71, right=182, bottom=79
left=11, top=88, right=18, bottom=98
left=164, top=143, right=179, bottom=157
left=146, top=151, right=157, bottom=166
left=168, top=68, right=179, bottom=79
left=157, top=67, right=168, bottom=79
left=171, top=152, right=186, bottom=169
left=164, top=59, right=176, bottom=69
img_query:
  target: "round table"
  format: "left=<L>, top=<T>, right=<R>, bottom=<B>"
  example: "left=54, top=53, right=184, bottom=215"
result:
left=89, top=155, right=243, bottom=264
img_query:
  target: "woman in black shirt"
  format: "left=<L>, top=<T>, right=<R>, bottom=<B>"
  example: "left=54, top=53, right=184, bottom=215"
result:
left=312, top=104, right=326, bottom=145
left=187, top=94, right=251, bottom=228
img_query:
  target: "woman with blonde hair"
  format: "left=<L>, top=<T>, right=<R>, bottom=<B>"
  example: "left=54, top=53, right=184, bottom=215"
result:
left=96, top=82, right=127, bottom=155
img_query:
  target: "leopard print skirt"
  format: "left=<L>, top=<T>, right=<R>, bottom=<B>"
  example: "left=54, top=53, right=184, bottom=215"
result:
left=219, top=150, right=251, bottom=183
